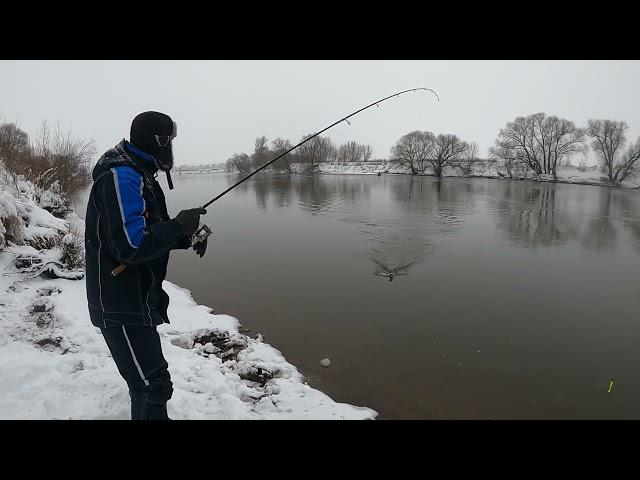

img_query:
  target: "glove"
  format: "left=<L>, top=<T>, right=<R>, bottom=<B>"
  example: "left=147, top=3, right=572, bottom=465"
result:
left=193, top=237, right=208, bottom=258
left=174, top=207, right=207, bottom=236
left=173, top=233, right=192, bottom=250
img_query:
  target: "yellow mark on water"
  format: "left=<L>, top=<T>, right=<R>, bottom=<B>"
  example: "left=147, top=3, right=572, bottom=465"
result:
left=608, top=380, right=614, bottom=393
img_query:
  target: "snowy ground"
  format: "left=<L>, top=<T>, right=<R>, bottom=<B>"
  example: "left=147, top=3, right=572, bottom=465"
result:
left=0, top=175, right=377, bottom=420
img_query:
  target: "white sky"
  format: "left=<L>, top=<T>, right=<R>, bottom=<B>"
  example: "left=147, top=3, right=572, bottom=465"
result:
left=1, top=60, right=639, bottom=166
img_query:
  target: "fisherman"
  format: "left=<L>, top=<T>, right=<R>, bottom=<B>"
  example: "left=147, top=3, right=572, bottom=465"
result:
left=84, top=111, right=207, bottom=420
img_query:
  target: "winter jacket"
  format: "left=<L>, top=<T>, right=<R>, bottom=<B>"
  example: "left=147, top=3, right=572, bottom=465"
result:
left=84, top=139, right=190, bottom=328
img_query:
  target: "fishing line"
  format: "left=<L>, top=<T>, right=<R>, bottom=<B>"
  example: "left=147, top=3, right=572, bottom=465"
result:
left=201, top=87, right=440, bottom=209
left=111, top=88, right=440, bottom=277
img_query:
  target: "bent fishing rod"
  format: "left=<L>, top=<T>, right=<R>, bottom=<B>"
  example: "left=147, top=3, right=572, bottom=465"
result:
left=201, top=87, right=440, bottom=209
left=111, top=87, right=439, bottom=277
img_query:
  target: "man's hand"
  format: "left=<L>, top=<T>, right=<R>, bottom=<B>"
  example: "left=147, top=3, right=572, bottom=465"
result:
left=193, top=238, right=207, bottom=258
left=174, top=207, right=207, bottom=236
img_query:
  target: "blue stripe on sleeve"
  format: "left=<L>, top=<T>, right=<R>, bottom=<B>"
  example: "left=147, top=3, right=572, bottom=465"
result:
left=111, top=167, right=146, bottom=248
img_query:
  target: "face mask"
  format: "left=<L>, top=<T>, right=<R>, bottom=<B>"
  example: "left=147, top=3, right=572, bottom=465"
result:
left=130, top=112, right=178, bottom=189
left=152, top=120, right=178, bottom=171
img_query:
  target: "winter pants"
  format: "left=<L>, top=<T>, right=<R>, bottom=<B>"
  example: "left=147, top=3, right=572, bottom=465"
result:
left=100, top=325, right=173, bottom=420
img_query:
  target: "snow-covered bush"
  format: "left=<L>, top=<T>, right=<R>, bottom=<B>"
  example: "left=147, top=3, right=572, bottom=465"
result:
left=290, top=162, right=320, bottom=174
left=0, top=190, right=25, bottom=249
left=16, top=178, right=68, bottom=217
left=58, top=229, right=85, bottom=270
left=0, top=172, right=71, bottom=253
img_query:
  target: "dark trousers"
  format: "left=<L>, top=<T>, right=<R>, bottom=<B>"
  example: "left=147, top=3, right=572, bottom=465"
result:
left=100, top=325, right=173, bottom=420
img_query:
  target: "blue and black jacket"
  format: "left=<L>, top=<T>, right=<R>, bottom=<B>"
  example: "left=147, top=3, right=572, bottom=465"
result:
left=84, top=139, right=190, bottom=328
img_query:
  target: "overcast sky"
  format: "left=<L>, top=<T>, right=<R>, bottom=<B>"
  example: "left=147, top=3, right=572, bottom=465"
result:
left=1, top=60, right=639, bottom=166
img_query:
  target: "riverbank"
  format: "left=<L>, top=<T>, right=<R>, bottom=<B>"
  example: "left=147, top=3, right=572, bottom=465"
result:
left=0, top=175, right=377, bottom=420
left=290, top=160, right=640, bottom=190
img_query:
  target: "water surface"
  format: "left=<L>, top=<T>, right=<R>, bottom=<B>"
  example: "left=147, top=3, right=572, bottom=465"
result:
left=83, top=173, right=640, bottom=419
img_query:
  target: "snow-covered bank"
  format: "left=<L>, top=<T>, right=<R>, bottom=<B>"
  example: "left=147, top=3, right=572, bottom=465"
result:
left=175, top=168, right=221, bottom=175
left=174, top=163, right=225, bottom=175
left=307, top=161, right=640, bottom=189
left=0, top=174, right=377, bottom=420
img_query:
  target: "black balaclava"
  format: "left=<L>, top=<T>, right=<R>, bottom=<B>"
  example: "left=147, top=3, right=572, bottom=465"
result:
left=129, top=111, right=177, bottom=189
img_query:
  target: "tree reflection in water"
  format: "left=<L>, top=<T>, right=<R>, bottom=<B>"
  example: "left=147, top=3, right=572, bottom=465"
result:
left=491, top=182, right=580, bottom=249
left=225, top=172, right=640, bottom=283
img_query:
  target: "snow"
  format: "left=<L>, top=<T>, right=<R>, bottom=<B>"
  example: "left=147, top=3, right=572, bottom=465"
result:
left=0, top=277, right=376, bottom=419
left=295, top=160, right=640, bottom=189
left=0, top=190, right=19, bottom=219
left=318, top=161, right=389, bottom=175
left=0, top=175, right=377, bottom=420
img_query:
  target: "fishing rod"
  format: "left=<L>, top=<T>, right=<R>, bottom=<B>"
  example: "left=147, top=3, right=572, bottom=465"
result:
left=201, top=87, right=440, bottom=209
left=111, top=87, right=440, bottom=276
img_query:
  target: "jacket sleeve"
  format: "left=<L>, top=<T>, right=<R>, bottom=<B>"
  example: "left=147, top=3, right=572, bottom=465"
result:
left=173, top=233, right=193, bottom=250
left=98, top=166, right=182, bottom=265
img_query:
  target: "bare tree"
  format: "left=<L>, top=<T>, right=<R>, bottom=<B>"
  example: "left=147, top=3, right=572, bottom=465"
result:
left=271, top=137, right=293, bottom=173
left=29, top=121, right=95, bottom=199
left=612, top=137, right=640, bottom=184
left=0, top=123, right=31, bottom=183
left=361, top=144, right=373, bottom=162
left=465, top=142, right=479, bottom=162
left=390, top=131, right=434, bottom=175
left=490, top=137, right=530, bottom=179
left=252, top=135, right=270, bottom=169
left=427, top=134, right=471, bottom=177
left=585, top=119, right=630, bottom=184
left=226, top=153, right=253, bottom=173
left=544, top=116, right=586, bottom=178
left=490, top=115, right=538, bottom=176
left=457, top=141, right=479, bottom=175
left=297, top=134, right=336, bottom=167
left=490, top=113, right=585, bottom=179
left=337, top=141, right=360, bottom=162
left=337, top=141, right=373, bottom=162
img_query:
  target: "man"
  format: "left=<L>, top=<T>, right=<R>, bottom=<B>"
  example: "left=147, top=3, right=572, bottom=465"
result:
left=84, top=111, right=207, bottom=420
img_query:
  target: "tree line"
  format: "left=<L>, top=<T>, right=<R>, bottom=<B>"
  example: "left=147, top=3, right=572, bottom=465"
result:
left=390, top=132, right=479, bottom=177
left=226, top=113, right=640, bottom=186
left=489, top=114, right=640, bottom=184
left=392, top=113, right=640, bottom=184
left=225, top=135, right=374, bottom=174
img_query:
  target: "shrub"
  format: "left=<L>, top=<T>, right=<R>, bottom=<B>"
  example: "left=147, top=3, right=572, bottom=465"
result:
left=0, top=190, right=25, bottom=249
left=58, top=229, right=85, bottom=270
left=0, top=121, right=95, bottom=206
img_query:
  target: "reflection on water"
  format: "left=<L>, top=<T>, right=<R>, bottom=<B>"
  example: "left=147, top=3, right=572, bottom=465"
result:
left=583, top=189, right=618, bottom=253
left=226, top=173, right=371, bottom=214
left=491, top=183, right=579, bottom=249
left=153, top=173, right=640, bottom=419
left=484, top=181, right=640, bottom=254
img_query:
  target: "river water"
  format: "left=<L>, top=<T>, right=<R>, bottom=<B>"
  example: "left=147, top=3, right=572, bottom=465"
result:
left=77, top=172, right=640, bottom=419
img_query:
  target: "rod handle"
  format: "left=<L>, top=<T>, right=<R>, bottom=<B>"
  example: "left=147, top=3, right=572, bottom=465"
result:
left=111, top=264, right=127, bottom=276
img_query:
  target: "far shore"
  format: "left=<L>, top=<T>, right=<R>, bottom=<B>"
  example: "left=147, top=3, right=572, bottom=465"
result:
left=180, top=161, right=640, bottom=191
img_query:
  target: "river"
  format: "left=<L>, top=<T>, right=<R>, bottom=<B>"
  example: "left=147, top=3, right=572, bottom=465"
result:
left=76, top=172, right=640, bottom=419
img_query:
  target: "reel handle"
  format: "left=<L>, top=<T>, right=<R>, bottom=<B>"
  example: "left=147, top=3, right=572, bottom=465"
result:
left=191, top=224, right=212, bottom=247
